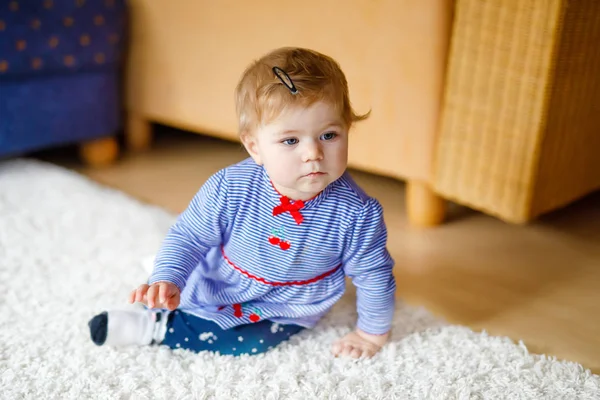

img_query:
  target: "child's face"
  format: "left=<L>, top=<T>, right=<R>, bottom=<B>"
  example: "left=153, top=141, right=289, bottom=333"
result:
left=243, top=101, right=349, bottom=201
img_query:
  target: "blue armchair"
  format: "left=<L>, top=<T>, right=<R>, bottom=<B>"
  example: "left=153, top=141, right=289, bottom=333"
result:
left=0, top=0, right=127, bottom=165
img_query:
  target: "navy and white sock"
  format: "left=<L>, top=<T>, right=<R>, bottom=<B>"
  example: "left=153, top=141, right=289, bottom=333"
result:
left=88, top=308, right=169, bottom=347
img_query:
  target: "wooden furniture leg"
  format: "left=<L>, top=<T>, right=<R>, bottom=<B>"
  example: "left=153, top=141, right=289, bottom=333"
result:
left=126, top=113, right=152, bottom=151
left=406, top=180, right=447, bottom=227
left=79, top=136, right=119, bottom=167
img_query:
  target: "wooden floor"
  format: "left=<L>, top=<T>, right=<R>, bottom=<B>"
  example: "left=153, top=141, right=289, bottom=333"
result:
left=37, top=127, right=600, bottom=373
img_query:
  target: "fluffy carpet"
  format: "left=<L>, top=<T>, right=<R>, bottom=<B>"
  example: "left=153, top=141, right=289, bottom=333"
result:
left=1, top=159, right=598, bottom=400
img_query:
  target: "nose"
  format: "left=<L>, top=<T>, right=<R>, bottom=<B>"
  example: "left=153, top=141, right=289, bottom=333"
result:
left=302, top=140, right=323, bottom=162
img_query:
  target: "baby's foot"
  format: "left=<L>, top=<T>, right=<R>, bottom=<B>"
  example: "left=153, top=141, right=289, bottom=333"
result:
left=88, top=308, right=168, bottom=347
left=331, top=329, right=389, bottom=359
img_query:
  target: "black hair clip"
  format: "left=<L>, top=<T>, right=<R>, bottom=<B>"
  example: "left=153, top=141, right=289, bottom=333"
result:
left=272, top=66, right=298, bottom=95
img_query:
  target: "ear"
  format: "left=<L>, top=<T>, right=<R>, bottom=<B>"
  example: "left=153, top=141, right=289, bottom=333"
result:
left=240, top=132, right=263, bottom=165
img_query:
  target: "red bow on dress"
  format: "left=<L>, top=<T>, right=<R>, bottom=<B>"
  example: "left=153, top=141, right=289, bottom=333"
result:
left=273, top=196, right=304, bottom=224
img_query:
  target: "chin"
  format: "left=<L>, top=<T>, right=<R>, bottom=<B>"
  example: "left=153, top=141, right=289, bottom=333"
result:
left=302, top=182, right=329, bottom=194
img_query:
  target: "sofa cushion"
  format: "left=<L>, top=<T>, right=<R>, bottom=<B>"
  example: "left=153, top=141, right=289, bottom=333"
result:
left=0, top=0, right=126, bottom=79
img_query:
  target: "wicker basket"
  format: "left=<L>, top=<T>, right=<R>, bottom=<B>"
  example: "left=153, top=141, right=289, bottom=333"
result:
left=434, top=0, right=600, bottom=223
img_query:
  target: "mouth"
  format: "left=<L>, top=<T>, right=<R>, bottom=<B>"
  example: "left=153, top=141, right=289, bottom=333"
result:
left=304, top=172, right=326, bottom=177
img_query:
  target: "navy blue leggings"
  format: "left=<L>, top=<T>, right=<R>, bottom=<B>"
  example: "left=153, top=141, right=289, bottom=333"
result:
left=160, top=310, right=305, bottom=356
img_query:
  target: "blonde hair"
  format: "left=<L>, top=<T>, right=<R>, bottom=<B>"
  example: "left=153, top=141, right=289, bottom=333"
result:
left=235, top=47, right=369, bottom=136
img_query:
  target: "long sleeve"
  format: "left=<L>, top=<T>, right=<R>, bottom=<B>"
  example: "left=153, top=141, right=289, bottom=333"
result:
left=148, top=169, right=230, bottom=292
left=342, top=198, right=396, bottom=335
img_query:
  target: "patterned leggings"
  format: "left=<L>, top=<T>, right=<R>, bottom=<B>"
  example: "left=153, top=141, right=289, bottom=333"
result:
left=160, top=310, right=305, bottom=356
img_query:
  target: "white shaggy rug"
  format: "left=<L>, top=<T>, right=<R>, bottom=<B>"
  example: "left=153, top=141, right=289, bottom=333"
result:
left=1, top=159, right=599, bottom=400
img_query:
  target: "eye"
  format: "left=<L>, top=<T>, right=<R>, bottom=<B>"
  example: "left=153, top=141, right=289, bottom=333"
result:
left=282, top=138, right=299, bottom=146
left=320, top=132, right=337, bottom=141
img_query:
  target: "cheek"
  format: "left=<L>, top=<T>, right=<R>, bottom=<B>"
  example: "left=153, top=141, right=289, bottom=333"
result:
left=262, top=146, right=296, bottom=173
left=265, top=147, right=292, bottom=164
left=328, top=142, right=348, bottom=164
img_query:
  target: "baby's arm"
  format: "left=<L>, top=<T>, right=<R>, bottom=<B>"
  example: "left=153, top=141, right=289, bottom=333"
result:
left=333, top=199, right=396, bottom=358
left=132, top=170, right=230, bottom=304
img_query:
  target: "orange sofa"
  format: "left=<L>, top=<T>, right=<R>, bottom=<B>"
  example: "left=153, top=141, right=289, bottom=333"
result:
left=123, top=0, right=600, bottom=225
left=123, top=0, right=454, bottom=227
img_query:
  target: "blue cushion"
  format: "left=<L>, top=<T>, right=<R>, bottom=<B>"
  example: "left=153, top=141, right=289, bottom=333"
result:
left=0, top=71, right=121, bottom=157
left=0, top=0, right=126, bottom=157
left=0, top=0, right=126, bottom=78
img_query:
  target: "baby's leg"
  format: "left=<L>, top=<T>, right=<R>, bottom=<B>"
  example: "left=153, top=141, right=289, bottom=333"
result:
left=162, top=311, right=304, bottom=356
left=88, top=307, right=169, bottom=347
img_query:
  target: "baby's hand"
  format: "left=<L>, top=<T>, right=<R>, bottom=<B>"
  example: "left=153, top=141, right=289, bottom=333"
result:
left=128, top=282, right=180, bottom=310
left=331, top=328, right=389, bottom=359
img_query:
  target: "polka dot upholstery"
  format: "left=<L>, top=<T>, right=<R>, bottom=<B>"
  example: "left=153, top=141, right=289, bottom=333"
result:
left=0, top=0, right=125, bottom=77
left=0, top=0, right=126, bottom=158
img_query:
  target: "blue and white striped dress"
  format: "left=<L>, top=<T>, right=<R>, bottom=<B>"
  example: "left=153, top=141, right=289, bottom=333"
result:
left=149, top=158, right=396, bottom=335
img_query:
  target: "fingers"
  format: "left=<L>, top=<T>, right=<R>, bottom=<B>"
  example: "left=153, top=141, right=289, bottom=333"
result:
left=158, top=283, right=171, bottom=310
left=331, top=342, right=365, bottom=358
left=128, top=289, right=136, bottom=304
left=362, top=347, right=377, bottom=358
left=129, top=282, right=180, bottom=310
left=341, top=343, right=354, bottom=357
left=159, top=282, right=180, bottom=310
left=165, top=290, right=180, bottom=311
left=331, top=341, right=355, bottom=357
left=158, top=283, right=168, bottom=305
left=350, top=348, right=362, bottom=359
left=147, top=283, right=159, bottom=309
left=331, top=334, right=382, bottom=359
left=345, top=344, right=374, bottom=359
left=128, top=284, right=154, bottom=307
left=130, top=284, right=149, bottom=305
left=331, top=342, right=343, bottom=356
left=136, top=284, right=148, bottom=304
